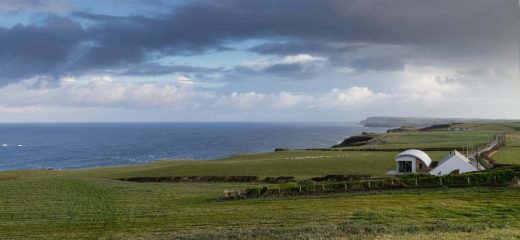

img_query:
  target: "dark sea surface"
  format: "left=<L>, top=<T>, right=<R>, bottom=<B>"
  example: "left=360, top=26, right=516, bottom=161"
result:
left=0, top=122, right=386, bottom=170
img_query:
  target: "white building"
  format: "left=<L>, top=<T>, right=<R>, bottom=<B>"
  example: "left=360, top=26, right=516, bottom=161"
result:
left=390, top=149, right=484, bottom=176
left=429, top=150, right=480, bottom=176
left=394, top=149, right=432, bottom=174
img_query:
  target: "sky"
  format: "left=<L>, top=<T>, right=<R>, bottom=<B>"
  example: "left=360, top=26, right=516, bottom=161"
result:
left=0, top=0, right=519, bottom=122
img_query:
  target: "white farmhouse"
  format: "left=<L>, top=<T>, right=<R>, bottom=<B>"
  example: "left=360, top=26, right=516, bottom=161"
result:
left=429, top=150, right=480, bottom=176
left=390, top=149, right=484, bottom=176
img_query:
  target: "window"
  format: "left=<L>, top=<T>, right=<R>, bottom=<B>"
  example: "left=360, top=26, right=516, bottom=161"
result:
left=398, top=161, right=412, bottom=172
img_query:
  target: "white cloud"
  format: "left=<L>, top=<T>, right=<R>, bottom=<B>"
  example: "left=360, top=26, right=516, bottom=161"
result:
left=1, top=75, right=519, bottom=121
left=216, top=92, right=266, bottom=110
left=399, top=65, right=463, bottom=92
left=319, top=87, right=388, bottom=109
left=282, top=54, right=326, bottom=64
left=240, top=54, right=326, bottom=71
left=272, top=91, right=311, bottom=109
left=0, top=76, right=209, bottom=109
left=176, top=75, right=194, bottom=87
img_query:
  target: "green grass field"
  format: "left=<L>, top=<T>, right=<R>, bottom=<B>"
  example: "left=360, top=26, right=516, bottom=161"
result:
left=346, top=130, right=498, bottom=150
left=1, top=172, right=520, bottom=239
left=70, top=150, right=447, bottom=179
left=493, top=132, right=520, bottom=164
left=2, top=123, right=520, bottom=239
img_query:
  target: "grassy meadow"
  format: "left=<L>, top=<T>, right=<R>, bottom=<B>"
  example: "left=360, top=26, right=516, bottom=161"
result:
left=1, top=122, right=520, bottom=239
left=343, top=130, right=498, bottom=150
left=71, top=150, right=447, bottom=179
left=493, top=132, right=520, bottom=164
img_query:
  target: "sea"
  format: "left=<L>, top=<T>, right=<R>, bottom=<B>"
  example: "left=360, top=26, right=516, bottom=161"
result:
left=0, top=122, right=386, bottom=171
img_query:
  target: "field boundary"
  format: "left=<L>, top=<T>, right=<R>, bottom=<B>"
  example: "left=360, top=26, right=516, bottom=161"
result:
left=227, top=167, right=520, bottom=200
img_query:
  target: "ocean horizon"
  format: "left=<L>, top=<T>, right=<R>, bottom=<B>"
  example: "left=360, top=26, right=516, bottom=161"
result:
left=0, top=122, right=386, bottom=171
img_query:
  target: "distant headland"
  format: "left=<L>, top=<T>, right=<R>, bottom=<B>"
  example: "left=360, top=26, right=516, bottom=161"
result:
left=359, top=116, right=519, bottom=128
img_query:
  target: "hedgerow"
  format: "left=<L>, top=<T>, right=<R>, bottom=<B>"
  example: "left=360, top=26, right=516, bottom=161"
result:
left=240, top=169, right=518, bottom=199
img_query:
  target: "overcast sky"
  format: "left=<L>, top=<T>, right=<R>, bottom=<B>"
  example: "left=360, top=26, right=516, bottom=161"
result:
left=0, top=0, right=519, bottom=122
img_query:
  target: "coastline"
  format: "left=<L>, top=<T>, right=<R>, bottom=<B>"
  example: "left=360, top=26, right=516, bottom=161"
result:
left=0, top=122, right=387, bottom=171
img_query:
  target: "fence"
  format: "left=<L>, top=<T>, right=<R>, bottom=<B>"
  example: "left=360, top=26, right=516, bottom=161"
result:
left=236, top=169, right=518, bottom=199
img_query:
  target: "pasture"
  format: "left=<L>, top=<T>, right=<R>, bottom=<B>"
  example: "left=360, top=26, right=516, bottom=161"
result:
left=493, top=132, right=520, bottom=164
left=69, top=150, right=448, bottom=179
left=348, top=130, right=498, bottom=150
left=2, top=171, right=520, bottom=239
left=2, top=122, right=520, bottom=239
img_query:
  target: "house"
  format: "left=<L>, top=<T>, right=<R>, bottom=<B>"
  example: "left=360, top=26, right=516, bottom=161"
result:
left=394, top=149, right=432, bottom=174
left=390, top=149, right=483, bottom=176
left=429, top=150, right=480, bottom=176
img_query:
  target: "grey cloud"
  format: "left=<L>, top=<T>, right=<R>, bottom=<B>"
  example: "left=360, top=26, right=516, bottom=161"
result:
left=0, top=16, right=86, bottom=84
left=248, top=41, right=364, bottom=56
left=0, top=0, right=517, bottom=83
left=233, top=62, right=321, bottom=79
left=118, top=63, right=222, bottom=76
left=70, top=0, right=520, bottom=77
left=262, top=63, right=306, bottom=76
left=0, top=0, right=72, bottom=12
left=348, top=56, right=405, bottom=72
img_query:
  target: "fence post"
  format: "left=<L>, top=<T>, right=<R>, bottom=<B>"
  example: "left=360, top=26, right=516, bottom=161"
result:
left=440, top=178, right=443, bottom=186
left=299, top=185, right=302, bottom=194
left=344, top=182, right=347, bottom=191
left=415, top=179, right=418, bottom=187
left=467, top=177, right=470, bottom=185
left=322, top=184, right=325, bottom=191
left=368, top=181, right=371, bottom=189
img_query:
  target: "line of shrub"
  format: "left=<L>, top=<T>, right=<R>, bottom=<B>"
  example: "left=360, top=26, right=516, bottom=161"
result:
left=119, top=175, right=296, bottom=183
left=310, top=174, right=371, bottom=182
left=240, top=169, right=518, bottom=199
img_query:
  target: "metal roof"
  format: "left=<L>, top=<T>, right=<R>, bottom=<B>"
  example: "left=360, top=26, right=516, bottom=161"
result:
left=395, top=149, right=432, bottom=166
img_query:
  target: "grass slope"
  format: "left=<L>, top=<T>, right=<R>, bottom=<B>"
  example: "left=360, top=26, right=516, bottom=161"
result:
left=493, top=132, right=520, bottom=164
left=1, top=172, right=520, bottom=239
left=1, top=123, right=520, bottom=239
left=348, top=130, right=498, bottom=150
left=67, top=150, right=447, bottom=179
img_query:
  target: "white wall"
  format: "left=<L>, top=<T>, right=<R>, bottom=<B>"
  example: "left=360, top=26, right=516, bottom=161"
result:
left=396, top=155, right=416, bottom=173
left=429, top=156, right=478, bottom=176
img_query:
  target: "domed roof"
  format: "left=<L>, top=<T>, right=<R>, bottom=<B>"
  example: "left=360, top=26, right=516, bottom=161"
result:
left=395, top=149, right=432, bottom=166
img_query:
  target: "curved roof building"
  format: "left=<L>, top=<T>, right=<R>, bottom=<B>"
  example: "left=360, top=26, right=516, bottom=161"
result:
left=394, top=149, right=432, bottom=174
left=395, top=149, right=432, bottom=166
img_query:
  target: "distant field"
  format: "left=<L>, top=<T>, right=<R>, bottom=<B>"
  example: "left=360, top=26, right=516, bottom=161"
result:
left=66, top=150, right=448, bottom=179
left=346, top=130, right=497, bottom=150
left=493, top=132, right=520, bottom=164
left=452, top=122, right=520, bottom=131
left=2, top=122, right=520, bottom=239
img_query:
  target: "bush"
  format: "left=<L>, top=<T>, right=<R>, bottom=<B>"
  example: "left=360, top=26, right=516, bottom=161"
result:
left=311, top=175, right=371, bottom=182
left=120, top=175, right=260, bottom=183
left=263, top=176, right=295, bottom=183
left=241, top=169, right=518, bottom=199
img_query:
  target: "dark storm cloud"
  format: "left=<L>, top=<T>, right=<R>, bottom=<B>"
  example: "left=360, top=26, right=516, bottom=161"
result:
left=0, top=0, right=517, bottom=83
left=348, top=56, right=405, bottom=72
left=263, top=63, right=304, bottom=75
left=0, top=0, right=62, bottom=12
left=0, top=16, right=86, bottom=83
